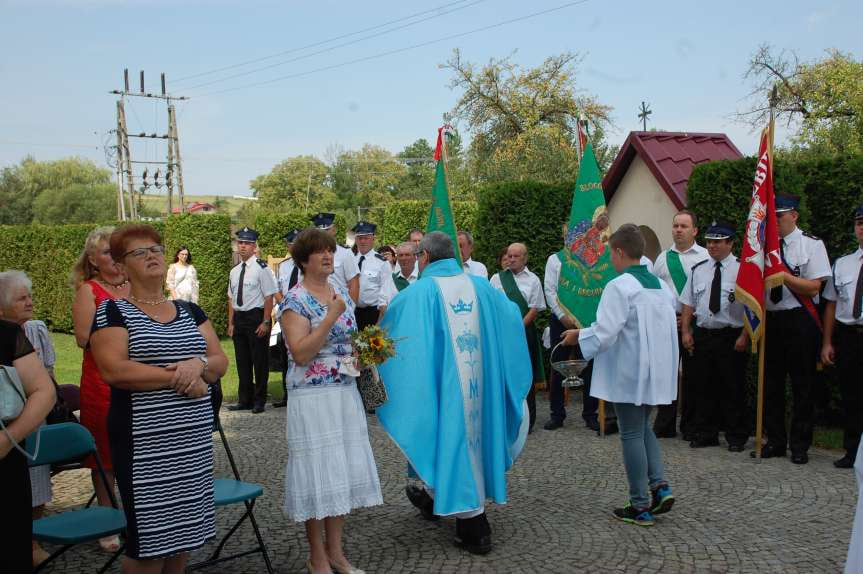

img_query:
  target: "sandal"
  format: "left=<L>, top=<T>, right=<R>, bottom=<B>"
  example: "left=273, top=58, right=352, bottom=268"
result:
left=99, top=534, right=121, bottom=552
left=32, top=543, right=50, bottom=567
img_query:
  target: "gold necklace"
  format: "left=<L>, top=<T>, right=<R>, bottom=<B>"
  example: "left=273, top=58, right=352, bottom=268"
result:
left=100, top=278, right=129, bottom=290
left=129, top=293, right=167, bottom=306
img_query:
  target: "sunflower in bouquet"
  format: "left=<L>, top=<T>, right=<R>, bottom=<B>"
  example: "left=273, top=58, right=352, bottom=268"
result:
left=351, top=324, right=397, bottom=367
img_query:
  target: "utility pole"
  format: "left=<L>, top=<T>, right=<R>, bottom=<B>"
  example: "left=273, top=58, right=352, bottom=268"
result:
left=110, top=69, right=189, bottom=220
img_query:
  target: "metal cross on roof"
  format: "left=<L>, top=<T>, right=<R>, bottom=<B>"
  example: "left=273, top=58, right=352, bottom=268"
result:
left=638, top=101, right=653, bottom=131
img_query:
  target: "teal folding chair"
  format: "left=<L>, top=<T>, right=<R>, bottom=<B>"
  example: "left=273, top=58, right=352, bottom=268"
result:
left=187, top=406, right=275, bottom=573
left=28, top=422, right=126, bottom=573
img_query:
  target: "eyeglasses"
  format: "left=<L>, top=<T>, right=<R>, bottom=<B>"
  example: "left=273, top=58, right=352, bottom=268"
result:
left=122, top=245, right=166, bottom=259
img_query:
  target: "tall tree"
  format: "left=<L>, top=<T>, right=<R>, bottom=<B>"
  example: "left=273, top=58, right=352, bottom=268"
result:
left=329, top=144, right=406, bottom=221
left=32, top=183, right=118, bottom=224
left=396, top=138, right=435, bottom=200
left=0, top=156, right=112, bottom=224
left=739, top=46, right=863, bottom=155
left=250, top=155, right=334, bottom=212
left=442, top=49, right=614, bottom=184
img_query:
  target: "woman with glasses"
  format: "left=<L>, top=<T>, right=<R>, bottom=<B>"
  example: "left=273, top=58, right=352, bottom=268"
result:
left=90, top=225, right=228, bottom=573
left=70, top=226, right=130, bottom=552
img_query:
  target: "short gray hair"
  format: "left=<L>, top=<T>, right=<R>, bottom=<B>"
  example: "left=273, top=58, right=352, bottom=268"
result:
left=418, top=231, right=455, bottom=262
left=457, top=229, right=474, bottom=245
left=396, top=241, right=415, bottom=256
left=0, top=270, right=32, bottom=310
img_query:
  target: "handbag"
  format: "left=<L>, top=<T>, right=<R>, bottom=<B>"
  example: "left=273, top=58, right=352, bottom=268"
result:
left=356, top=365, right=388, bottom=410
left=0, top=364, right=41, bottom=461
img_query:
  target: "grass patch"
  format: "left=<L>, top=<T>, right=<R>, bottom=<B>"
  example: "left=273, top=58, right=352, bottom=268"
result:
left=51, top=331, right=283, bottom=402
left=813, top=426, right=844, bottom=451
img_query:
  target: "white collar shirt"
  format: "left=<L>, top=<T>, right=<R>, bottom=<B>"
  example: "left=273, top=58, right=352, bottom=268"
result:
left=489, top=266, right=546, bottom=310
left=463, top=258, right=489, bottom=279
left=277, top=257, right=302, bottom=298
left=822, top=247, right=863, bottom=325
left=386, top=267, right=419, bottom=305
left=653, top=242, right=709, bottom=312
left=328, top=244, right=359, bottom=293
left=679, top=253, right=744, bottom=329
left=228, top=257, right=278, bottom=311
left=544, top=253, right=566, bottom=320
left=355, top=249, right=397, bottom=307
left=766, top=227, right=831, bottom=311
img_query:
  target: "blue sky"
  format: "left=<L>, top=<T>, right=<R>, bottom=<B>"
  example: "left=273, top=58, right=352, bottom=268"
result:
left=1, top=0, right=860, bottom=197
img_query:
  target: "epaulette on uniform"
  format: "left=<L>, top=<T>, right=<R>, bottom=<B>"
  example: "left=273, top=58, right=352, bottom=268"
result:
left=691, top=259, right=709, bottom=270
left=803, top=231, right=820, bottom=240
left=375, top=253, right=387, bottom=261
left=256, top=258, right=268, bottom=268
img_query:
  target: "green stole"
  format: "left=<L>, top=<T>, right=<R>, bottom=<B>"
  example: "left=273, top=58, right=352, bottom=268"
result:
left=499, top=269, right=546, bottom=384
left=392, top=272, right=410, bottom=292
left=624, top=264, right=662, bottom=289
left=665, top=249, right=688, bottom=294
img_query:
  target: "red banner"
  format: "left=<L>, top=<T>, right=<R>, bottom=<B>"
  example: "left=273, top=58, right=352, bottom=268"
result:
left=735, top=122, right=787, bottom=350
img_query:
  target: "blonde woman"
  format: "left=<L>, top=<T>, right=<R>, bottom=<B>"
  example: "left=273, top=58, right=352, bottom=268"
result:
left=70, top=226, right=130, bottom=552
left=166, top=246, right=199, bottom=303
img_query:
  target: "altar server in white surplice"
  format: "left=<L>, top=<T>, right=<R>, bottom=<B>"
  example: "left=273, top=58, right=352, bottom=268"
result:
left=561, top=223, right=678, bottom=527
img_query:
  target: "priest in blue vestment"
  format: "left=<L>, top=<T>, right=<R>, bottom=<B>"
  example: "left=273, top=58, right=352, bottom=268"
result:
left=377, top=231, right=532, bottom=555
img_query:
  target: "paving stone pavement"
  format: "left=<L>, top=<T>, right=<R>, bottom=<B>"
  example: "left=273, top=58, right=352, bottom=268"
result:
left=44, top=395, right=856, bottom=573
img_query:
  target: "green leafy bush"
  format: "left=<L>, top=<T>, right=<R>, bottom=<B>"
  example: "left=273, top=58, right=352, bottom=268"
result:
left=379, top=200, right=477, bottom=247
left=254, top=211, right=348, bottom=258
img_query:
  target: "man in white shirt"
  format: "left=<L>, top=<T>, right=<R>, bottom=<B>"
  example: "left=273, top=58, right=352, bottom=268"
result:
left=762, top=194, right=831, bottom=464
left=458, top=230, right=489, bottom=279
left=310, top=212, right=360, bottom=304
left=490, top=242, right=545, bottom=432
left=353, top=221, right=398, bottom=330
left=821, top=205, right=863, bottom=469
left=390, top=242, right=419, bottom=296
left=652, top=209, right=709, bottom=440
left=679, top=221, right=749, bottom=451
left=273, top=228, right=301, bottom=408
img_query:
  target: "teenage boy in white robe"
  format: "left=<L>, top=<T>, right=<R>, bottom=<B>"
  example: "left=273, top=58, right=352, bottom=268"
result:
left=561, top=223, right=678, bottom=526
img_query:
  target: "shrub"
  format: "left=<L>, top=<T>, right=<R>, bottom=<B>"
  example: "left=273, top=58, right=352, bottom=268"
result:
left=255, top=211, right=348, bottom=257
left=379, top=200, right=477, bottom=247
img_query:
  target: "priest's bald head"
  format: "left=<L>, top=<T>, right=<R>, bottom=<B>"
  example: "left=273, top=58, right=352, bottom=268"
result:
left=416, top=231, right=455, bottom=272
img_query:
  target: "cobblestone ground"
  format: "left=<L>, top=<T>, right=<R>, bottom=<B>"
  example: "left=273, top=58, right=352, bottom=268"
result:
left=45, top=395, right=855, bottom=573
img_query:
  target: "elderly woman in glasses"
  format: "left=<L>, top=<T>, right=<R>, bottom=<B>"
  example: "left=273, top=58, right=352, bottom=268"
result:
left=90, top=225, right=228, bottom=573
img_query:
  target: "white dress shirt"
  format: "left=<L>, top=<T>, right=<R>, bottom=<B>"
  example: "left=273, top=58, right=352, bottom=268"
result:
left=489, top=266, right=546, bottom=310
left=329, top=244, right=360, bottom=294
left=544, top=253, right=566, bottom=320
left=639, top=255, right=654, bottom=273
left=766, top=227, right=831, bottom=312
left=679, top=253, right=744, bottom=329
left=277, top=257, right=302, bottom=298
left=355, top=249, right=397, bottom=307
left=386, top=267, right=419, bottom=304
left=653, top=242, right=709, bottom=312
left=463, top=258, right=489, bottom=279
left=228, top=257, right=278, bottom=311
left=579, top=273, right=679, bottom=406
left=823, top=247, right=863, bottom=326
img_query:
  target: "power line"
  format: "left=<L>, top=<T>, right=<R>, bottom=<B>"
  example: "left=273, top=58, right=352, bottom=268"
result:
left=172, top=0, right=474, bottom=84
left=184, top=0, right=483, bottom=92
left=197, top=0, right=591, bottom=98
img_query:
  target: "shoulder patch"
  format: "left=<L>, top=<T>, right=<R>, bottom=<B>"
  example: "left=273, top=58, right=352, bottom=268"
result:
left=691, top=259, right=709, bottom=270
left=803, top=231, right=821, bottom=241
left=256, top=258, right=268, bottom=269
left=375, top=253, right=387, bottom=261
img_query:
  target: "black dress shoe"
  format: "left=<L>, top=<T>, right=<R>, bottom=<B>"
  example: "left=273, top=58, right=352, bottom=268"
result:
left=405, top=485, right=438, bottom=520
left=790, top=452, right=809, bottom=464
left=689, top=437, right=720, bottom=448
left=682, top=433, right=696, bottom=442
left=759, top=444, right=787, bottom=458
left=252, top=404, right=265, bottom=414
left=455, top=513, right=492, bottom=555
left=727, top=444, right=745, bottom=453
left=543, top=419, right=564, bottom=431
left=272, top=400, right=287, bottom=408
left=834, top=455, right=856, bottom=469
left=227, top=404, right=252, bottom=411
left=586, top=419, right=600, bottom=431
left=602, top=422, right=619, bottom=435
left=654, top=429, right=677, bottom=438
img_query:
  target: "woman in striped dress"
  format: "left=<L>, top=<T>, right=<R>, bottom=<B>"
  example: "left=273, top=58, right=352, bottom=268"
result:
left=90, top=225, right=228, bottom=572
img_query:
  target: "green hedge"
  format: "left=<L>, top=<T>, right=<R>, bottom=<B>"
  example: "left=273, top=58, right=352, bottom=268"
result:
left=254, top=211, right=348, bottom=258
left=379, top=200, right=477, bottom=247
left=0, top=216, right=232, bottom=335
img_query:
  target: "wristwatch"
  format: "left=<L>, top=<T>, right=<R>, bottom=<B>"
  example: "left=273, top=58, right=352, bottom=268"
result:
left=197, top=355, right=209, bottom=373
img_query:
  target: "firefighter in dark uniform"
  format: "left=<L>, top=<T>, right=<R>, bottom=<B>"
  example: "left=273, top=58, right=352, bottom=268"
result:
left=821, top=205, right=863, bottom=468
left=227, top=227, right=278, bottom=413
left=679, top=221, right=750, bottom=451
left=763, top=194, right=831, bottom=464
left=272, top=228, right=301, bottom=408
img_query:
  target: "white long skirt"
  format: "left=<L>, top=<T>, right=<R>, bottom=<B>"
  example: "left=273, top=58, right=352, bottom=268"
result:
left=846, top=441, right=863, bottom=574
left=284, top=384, right=383, bottom=522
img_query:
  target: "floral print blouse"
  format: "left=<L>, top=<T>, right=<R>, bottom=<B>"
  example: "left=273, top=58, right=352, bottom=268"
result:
left=279, top=284, right=357, bottom=390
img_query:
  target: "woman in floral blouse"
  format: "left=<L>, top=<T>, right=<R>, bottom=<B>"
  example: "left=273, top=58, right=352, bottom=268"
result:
left=279, top=228, right=382, bottom=574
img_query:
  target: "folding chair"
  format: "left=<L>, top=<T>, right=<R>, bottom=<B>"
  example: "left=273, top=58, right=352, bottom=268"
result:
left=28, top=422, right=126, bottom=573
left=187, top=412, right=275, bottom=573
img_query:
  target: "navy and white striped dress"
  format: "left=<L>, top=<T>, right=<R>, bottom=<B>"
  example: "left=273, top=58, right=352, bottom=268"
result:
left=93, top=299, right=215, bottom=559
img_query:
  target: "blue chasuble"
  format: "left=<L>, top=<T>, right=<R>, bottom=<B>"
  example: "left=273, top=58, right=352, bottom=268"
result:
left=377, top=258, right=532, bottom=516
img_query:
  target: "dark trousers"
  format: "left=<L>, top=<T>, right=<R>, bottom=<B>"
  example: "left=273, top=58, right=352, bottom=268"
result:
left=548, top=315, right=596, bottom=423
left=654, top=330, right=693, bottom=436
left=765, top=308, right=819, bottom=453
left=836, top=323, right=863, bottom=458
left=692, top=326, right=749, bottom=446
left=355, top=306, right=380, bottom=331
left=232, top=308, right=269, bottom=407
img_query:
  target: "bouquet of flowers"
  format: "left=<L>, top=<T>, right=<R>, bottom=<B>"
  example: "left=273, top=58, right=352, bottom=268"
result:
left=351, top=324, right=397, bottom=367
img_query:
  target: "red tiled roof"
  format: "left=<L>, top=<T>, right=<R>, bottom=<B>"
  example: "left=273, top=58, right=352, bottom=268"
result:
left=602, top=131, right=743, bottom=209
left=171, top=201, right=215, bottom=214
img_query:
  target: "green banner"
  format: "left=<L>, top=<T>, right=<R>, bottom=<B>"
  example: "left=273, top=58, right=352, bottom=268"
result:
left=426, top=157, right=463, bottom=265
left=556, top=141, right=618, bottom=327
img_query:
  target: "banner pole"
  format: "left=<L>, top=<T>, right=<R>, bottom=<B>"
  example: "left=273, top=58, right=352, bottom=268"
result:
left=754, top=320, right=766, bottom=458
left=598, top=400, right=606, bottom=437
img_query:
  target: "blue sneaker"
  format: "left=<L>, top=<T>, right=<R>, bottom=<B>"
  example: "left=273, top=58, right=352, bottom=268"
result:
left=650, top=484, right=674, bottom=515
left=612, top=504, right=655, bottom=526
